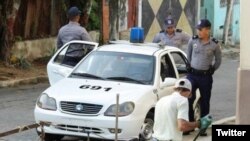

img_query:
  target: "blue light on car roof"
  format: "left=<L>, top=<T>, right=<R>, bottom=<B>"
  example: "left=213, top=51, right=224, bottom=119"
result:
left=130, top=27, right=144, bottom=43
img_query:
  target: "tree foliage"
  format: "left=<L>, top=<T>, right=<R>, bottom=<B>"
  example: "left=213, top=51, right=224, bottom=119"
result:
left=0, top=0, right=101, bottom=62
left=87, top=0, right=101, bottom=30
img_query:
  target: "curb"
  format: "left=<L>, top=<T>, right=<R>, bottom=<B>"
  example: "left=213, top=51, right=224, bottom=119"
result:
left=0, top=75, right=48, bottom=88
left=213, top=116, right=235, bottom=125
left=204, top=116, right=236, bottom=129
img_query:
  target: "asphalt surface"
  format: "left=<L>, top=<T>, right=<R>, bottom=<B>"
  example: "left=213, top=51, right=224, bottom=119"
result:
left=210, top=58, right=239, bottom=121
left=0, top=83, right=48, bottom=141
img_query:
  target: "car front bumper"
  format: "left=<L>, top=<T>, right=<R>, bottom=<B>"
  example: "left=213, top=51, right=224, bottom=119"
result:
left=34, top=106, right=144, bottom=140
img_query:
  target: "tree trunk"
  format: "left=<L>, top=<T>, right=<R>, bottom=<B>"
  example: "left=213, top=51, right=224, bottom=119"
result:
left=101, top=0, right=110, bottom=44
left=0, top=0, right=16, bottom=63
left=109, top=0, right=119, bottom=40
left=14, top=0, right=65, bottom=39
left=13, top=0, right=28, bottom=39
left=37, top=0, right=51, bottom=37
left=50, top=0, right=66, bottom=36
left=80, top=0, right=92, bottom=27
left=223, top=0, right=234, bottom=45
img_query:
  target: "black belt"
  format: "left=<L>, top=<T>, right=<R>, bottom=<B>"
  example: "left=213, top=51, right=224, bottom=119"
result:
left=190, top=68, right=211, bottom=76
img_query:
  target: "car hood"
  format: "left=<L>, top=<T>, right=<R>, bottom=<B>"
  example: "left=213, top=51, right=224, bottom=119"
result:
left=44, top=78, right=153, bottom=104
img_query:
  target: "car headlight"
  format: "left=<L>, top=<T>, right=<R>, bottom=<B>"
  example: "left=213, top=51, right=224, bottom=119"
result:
left=37, top=93, right=57, bottom=111
left=104, top=102, right=134, bottom=117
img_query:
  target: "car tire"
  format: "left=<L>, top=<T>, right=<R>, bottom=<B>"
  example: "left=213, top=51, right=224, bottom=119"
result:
left=37, top=131, right=64, bottom=141
left=139, top=112, right=154, bottom=141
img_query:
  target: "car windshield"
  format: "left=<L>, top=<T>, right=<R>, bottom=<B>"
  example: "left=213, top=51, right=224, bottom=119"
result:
left=71, top=51, right=155, bottom=85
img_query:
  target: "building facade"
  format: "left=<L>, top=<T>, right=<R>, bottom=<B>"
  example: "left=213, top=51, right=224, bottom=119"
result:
left=141, top=0, right=197, bottom=42
left=200, top=0, right=240, bottom=44
left=109, top=0, right=240, bottom=44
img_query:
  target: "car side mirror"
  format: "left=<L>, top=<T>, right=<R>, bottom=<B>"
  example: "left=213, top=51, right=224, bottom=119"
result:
left=160, top=78, right=177, bottom=88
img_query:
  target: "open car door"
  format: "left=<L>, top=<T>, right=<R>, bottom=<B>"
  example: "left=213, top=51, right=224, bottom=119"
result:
left=47, top=40, right=98, bottom=85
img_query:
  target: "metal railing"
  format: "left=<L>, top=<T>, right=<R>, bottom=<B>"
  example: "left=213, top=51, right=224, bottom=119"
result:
left=0, top=122, right=49, bottom=141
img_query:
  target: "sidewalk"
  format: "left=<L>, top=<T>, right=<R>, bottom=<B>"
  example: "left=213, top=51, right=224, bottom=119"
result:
left=0, top=59, right=47, bottom=88
left=0, top=75, right=48, bottom=88
left=183, top=116, right=235, bottom=141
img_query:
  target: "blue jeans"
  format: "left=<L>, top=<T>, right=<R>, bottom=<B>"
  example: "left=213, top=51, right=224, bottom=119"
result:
left=187, top=73, right=213, bottom=121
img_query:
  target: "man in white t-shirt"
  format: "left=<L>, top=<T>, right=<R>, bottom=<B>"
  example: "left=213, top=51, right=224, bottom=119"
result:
left=152, top=79, right=203, bottom=141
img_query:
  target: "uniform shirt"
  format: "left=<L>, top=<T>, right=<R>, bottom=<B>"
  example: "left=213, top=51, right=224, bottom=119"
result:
left=152, top=92, right=189, bottom=141
left=57, top=21, right=92, bottom=49
left=187, top=36, right=222, bottom=70
left=152, top=29, right=190, bottom=49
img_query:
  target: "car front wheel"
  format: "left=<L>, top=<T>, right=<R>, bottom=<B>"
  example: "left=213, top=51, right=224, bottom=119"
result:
left=139, top=112, right=154, bottom=141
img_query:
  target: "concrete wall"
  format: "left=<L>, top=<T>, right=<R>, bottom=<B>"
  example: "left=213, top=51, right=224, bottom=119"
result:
left=213, top=0, right=227, bottom=40
left=200, top=0, right=214, bottom=25
left=11, top=38, right=56, bottom=62
left=231, top=3, right=240, bottom=44
left=11, top=31, right=100, bottom=62
left=214, top=1, right=240, bottom=43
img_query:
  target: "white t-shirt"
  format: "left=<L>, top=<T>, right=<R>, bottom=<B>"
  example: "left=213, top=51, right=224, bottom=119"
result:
left=152, top=92, right=189, bottom=141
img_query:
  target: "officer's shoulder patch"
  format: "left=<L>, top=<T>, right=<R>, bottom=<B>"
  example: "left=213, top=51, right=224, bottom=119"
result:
left=160, top=29, right=165, bottom=33
left=192, top=35, right=198, bottom=39
left=176, top=29, right=182, bottom=32
left=212, top=38, right=219, bottom=44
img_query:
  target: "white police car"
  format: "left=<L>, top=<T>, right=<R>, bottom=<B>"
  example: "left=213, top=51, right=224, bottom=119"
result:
left=34, top=38, right=200, bottom=140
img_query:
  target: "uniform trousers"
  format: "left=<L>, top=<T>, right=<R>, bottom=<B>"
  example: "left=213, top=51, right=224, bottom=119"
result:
left=187, top=73, right=213, bottom=121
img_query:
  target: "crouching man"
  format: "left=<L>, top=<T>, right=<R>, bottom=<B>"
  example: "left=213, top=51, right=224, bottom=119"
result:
left=152, top=79, right=212, bottom=141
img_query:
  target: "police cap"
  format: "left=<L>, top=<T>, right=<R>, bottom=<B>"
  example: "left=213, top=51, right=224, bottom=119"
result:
left=68, top=6, right=81, bottom=18
left=164, top=18, right=175, bottom=28
left=196, top=19, right=211, bottom=29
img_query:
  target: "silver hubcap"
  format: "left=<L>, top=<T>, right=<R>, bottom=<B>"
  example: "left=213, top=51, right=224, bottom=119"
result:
left=140, top=118, right=154, bottom=140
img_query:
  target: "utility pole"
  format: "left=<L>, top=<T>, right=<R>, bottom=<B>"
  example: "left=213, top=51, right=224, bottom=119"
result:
left=102, top=0, right=110, bottom=44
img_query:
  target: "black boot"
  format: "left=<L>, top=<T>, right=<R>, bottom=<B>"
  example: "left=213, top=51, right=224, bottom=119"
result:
left=199, top=129, right=207, bottom=136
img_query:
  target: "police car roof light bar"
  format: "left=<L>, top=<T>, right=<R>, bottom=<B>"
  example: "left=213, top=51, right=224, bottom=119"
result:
left=130, top=27, right=144, bottom=43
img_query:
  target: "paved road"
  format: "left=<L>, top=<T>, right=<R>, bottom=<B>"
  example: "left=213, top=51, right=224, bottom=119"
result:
left=0, top=83, right=48, bottom=141
left=0, top=83, right=89, bottom=141
left=210, top=58, right=239, bottom=121
left=0, top=58, right=239, bottom=140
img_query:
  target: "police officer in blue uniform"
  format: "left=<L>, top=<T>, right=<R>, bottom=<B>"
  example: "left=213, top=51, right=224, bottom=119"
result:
left=153, top=17, right=190, bottom=50
left=57, top=6, right=92, bottom=49
left=57, top=6, right=92, bottom=66
left=185, top=19, right=222, bottom=136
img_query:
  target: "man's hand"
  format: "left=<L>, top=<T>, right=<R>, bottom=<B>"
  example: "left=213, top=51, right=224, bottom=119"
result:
left=208, top=65, right=215, bottom=75
left=200, top=115, right=212, bottom=130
